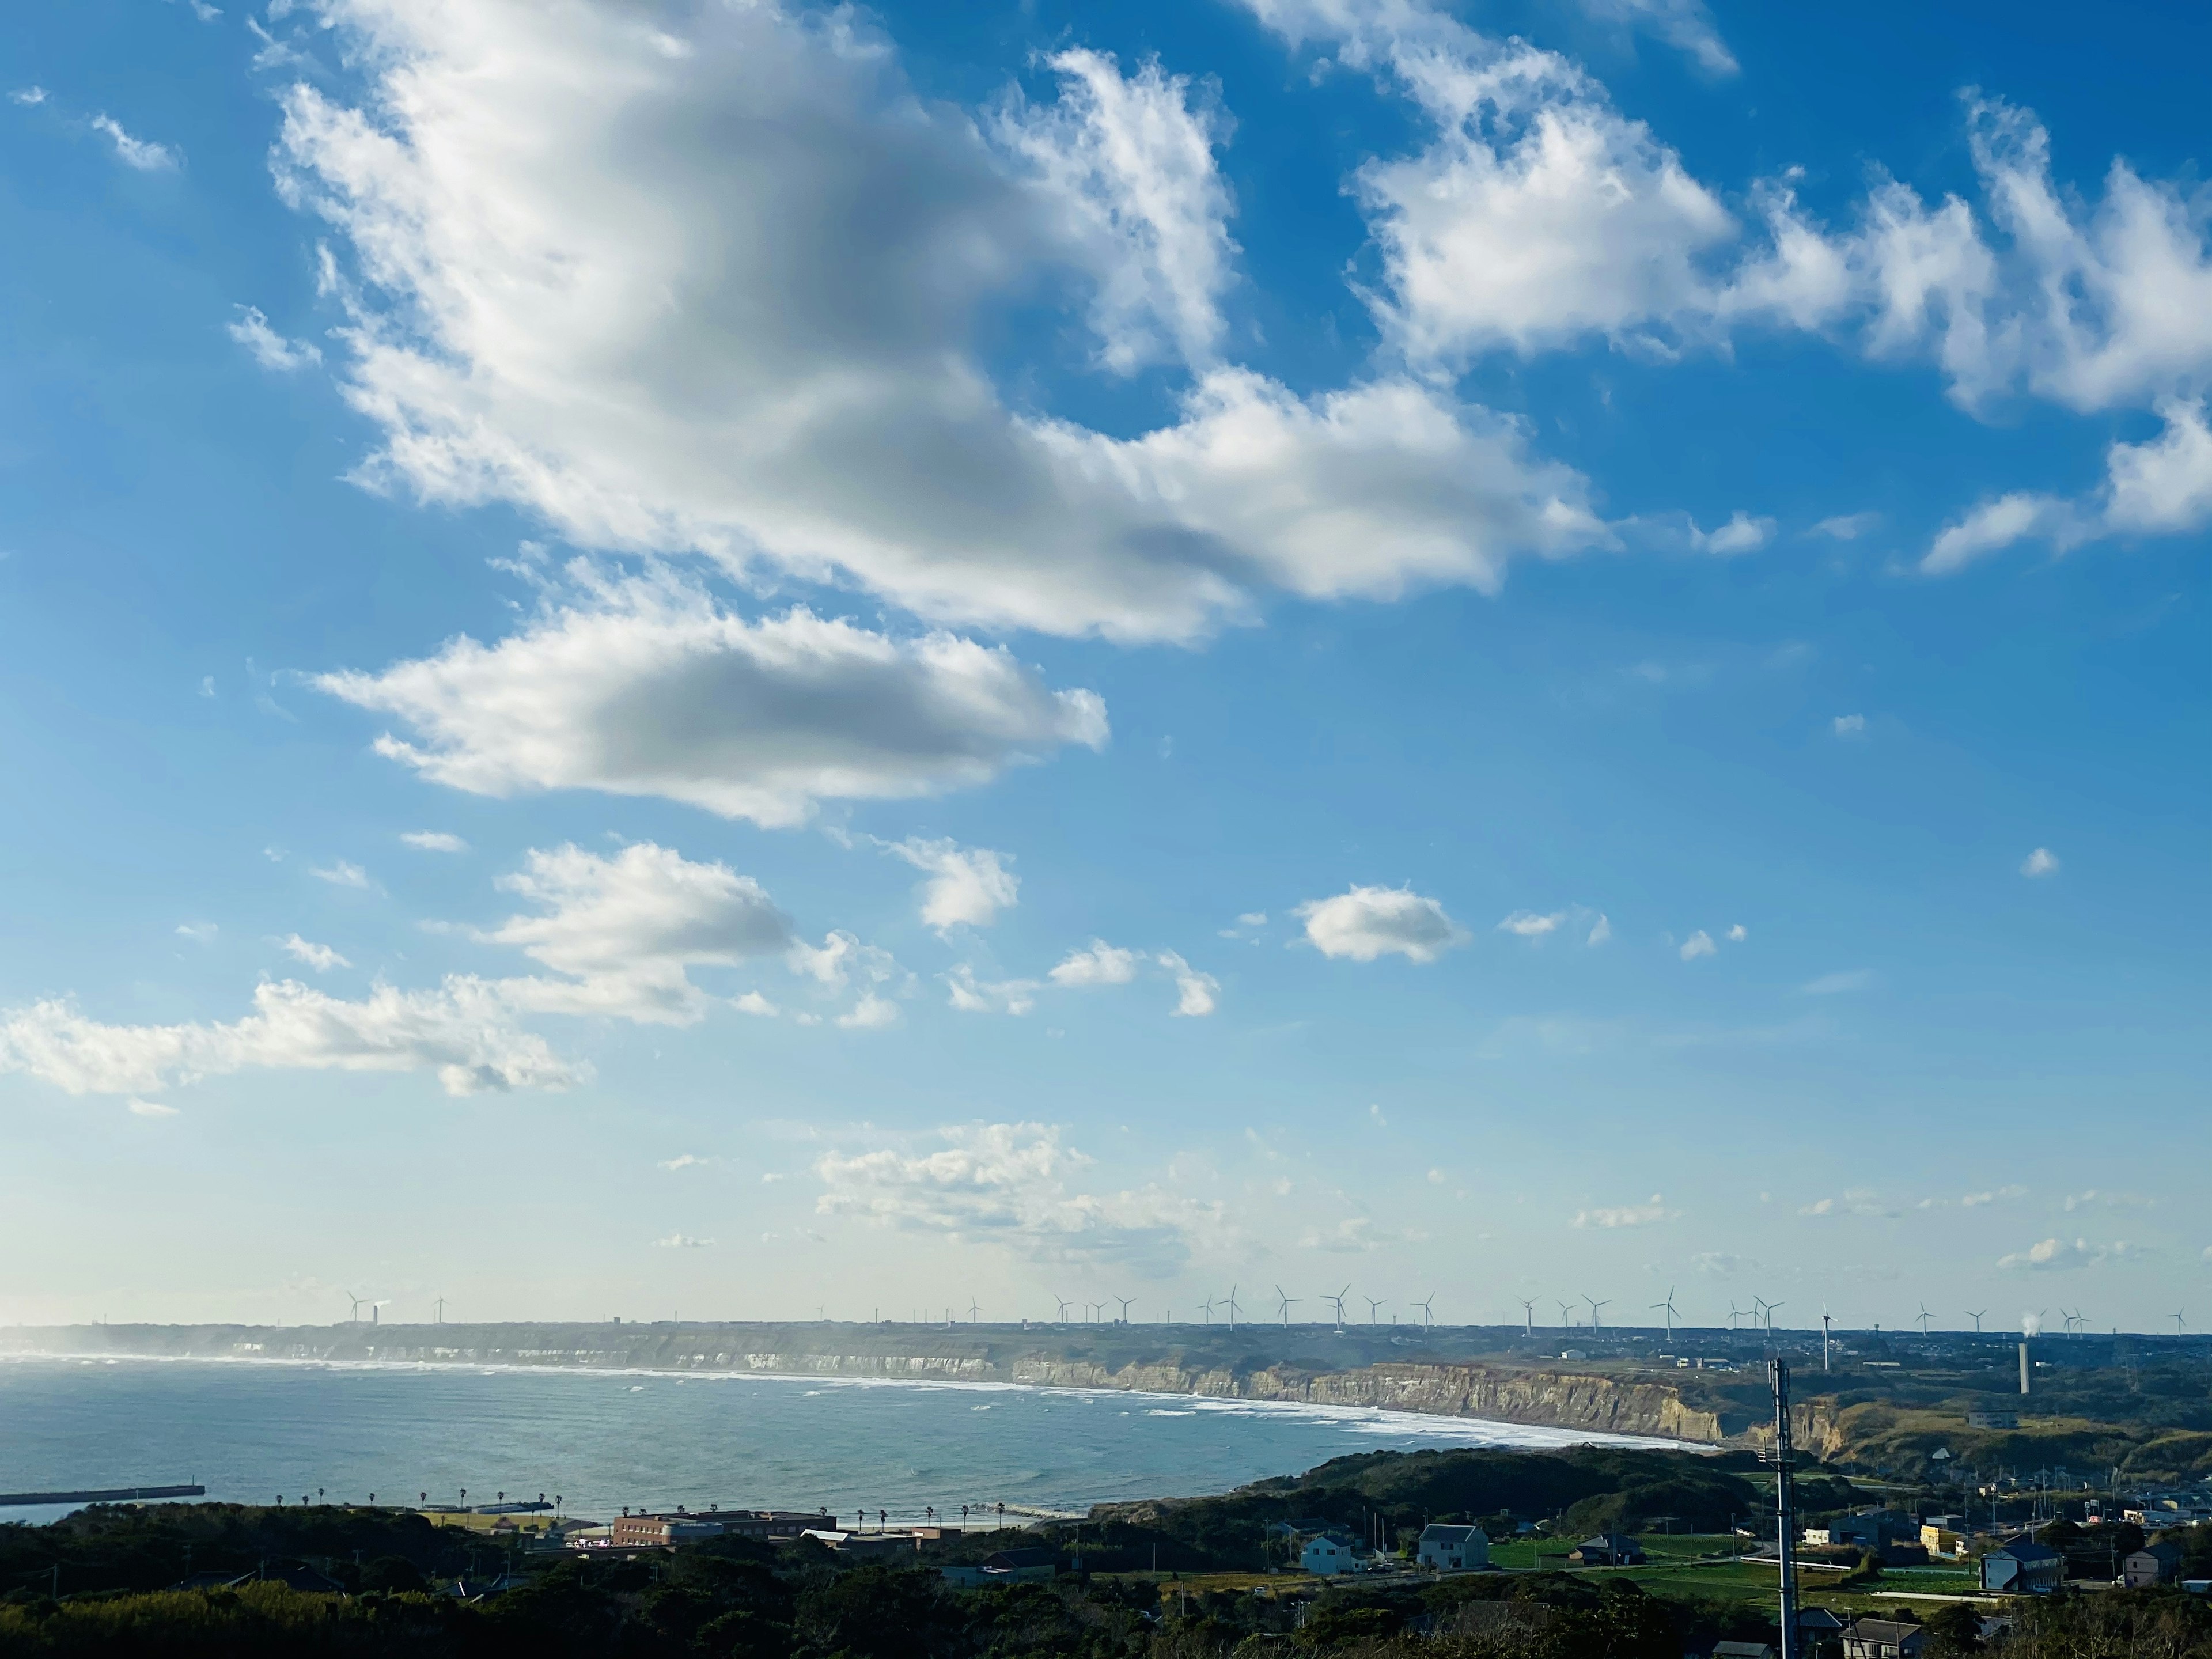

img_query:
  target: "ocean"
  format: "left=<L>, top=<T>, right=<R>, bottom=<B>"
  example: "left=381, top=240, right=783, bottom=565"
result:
left=0, top=1355, right=1681, bottom=1527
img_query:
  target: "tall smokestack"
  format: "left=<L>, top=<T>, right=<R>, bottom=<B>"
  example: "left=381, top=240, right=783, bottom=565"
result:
left=2018, top=1340, right=2030, bottom=1396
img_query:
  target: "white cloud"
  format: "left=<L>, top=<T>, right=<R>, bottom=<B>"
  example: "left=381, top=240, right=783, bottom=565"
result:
left=321, top=575, right=1107, bottom=828
left=652, top=1233, right=714, bottom=1248
left=1690, top=1251, right=1753, bottom=1275
left=1725, top=923, right=1748, bottom=942
left=0, top=979, right=579, bottom=1099
left=1237, top=911, right=1267, bottom=927
left=944, top=965, right=1038, bottom=1016
left=226, top=305, right=322, bottom=372
left=490, top=841, right=796, bottom=1025
left=1959, top=1185, right=2028, bottom=1206
left=733, top=991, right=779, bottom=1018
left=1575, top=0, right=1737, bottom=77
left=275, top=0, right=1608, bottom=644
left=281, top=934, right=351, bottom=972
left=1296, top=885, right=1468, bottom=963
left=1832, top=713, right=1865, bottom=737
left=658, top=1153, right=709, bottom=1171
left=814, top=1121, right=1218, bottom=1274
left=401, top=831, right=468, bottom=853
left=835, top=991, right=900, bottom=1029
left=1926, top=400, right=2212, bottom=574
left=10, top=87, right=48, bottom=106
left=1800, top=1197, right=1835, bottom=1216
left=1156, top=950, right=1219, bottom=1017
left=1244, top=0, right=1735, bottom=363
left=127, top=1098, right=180, bottom=1118
left=1573, top=1195, right=1677, bottom=1228
left=92, top=113, right=179, bottom=171
left=994, top=48, right=1238, bottom=372
left=1497, top=910, right=1564, bottom=938
left=2020, top=847, right=2060, bottom=878
left=1585, top=913, right=1611, bottom=946
left=175, top=922, right=219, bottom=945
left=1691, top=512, right=1774, bottom=555
left=312, top=859, right=372, bottom=889
left=1813, top=512, right=1880, bottom=540
left=1679, top=929, right=1716, bottom=961
left=1049, top=941, right=1141, bottom=987
left=882, top=837, right=1019, bottom=933
left=1800, top=969, right=1874, bottom=996
left=1998, top=1236, right=2138, bottom=1272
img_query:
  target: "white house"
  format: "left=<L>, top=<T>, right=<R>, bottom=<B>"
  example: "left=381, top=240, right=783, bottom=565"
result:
left=1416, top=1525, right=1490, bottom=1571
left=1301, top=1535, right=1355, bottom=1575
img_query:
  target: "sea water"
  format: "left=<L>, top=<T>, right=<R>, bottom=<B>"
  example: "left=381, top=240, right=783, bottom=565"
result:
left=0, top=1355, right=1681, bottom=1527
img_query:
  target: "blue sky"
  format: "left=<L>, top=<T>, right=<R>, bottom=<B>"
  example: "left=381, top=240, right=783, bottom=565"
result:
left=1, top=0, right=2205, bottom=1333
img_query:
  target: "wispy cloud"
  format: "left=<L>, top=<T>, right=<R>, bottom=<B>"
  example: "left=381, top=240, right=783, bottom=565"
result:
left=2020, top=847, right=2060, bottom=878
left=1832, top=713, right=1865, bottom=737
left=401, top=831, right=468, bottom=853
left=91, top=113, right=178, bottom=171
left=280, top=934, right=350, bottom=972
left=1998, top=1236, right=2139, bottom=1271
left=652, top=1233, right=715, bottom=1248
left=312, top=859, right=372, bottom=889
left=226, top=305, right=322, bottom=372
left=127, top=1097, right=180, bottom=1118
left=1573, top=1195, right=1678, bottom=1229
left=1800, top=969, right=1874, bottom=996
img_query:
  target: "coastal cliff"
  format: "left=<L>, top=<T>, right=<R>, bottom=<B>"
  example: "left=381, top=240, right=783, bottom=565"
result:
left=0, top=1321, right=1755, bottom=1445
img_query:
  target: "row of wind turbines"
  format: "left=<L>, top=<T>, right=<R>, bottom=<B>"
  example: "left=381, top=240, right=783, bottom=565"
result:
left=1044, top=1286, right=1439, bottom=1330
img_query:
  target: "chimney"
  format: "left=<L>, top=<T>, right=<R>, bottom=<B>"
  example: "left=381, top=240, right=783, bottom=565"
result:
left=2018, top=1341, right=2030, bottom=1396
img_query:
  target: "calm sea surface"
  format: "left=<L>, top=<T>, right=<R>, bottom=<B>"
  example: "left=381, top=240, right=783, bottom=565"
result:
left=0, top=1357, right=1679, bottom=1527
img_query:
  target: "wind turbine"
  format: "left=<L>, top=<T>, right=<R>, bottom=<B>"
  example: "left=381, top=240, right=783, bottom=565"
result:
left=1916, top=1303, right=1935, bottom=1335
left=1649, top=1287, right=1678, bottom=1338
left=1323, top=1286, right=1350, bottom=1331
left=1764, top=1300, right=1785, bottom=1331
left=1585, top=1296, right=1609, bottom=1330
left=1274, top=1286, right=1301, bottom=1327
left=1966, top=1309, right=1987, bottom=1333
left=2172, top=1310, right=2188, bottom=1335
left=1821, top=1308, right=1834, bottom=1371
left=1516, top=1297, right=1536, bottom=1336
left=1199, top=1296, right=1215, bottom=1324
left=345, top=1293, right=366, bottom=1323
left=1556, top=1299, right=1574, bottom=1330
left=1223, top=1286, right=1243, bottom=1326
left=1054, top=1294, right=1071, bottom=1322
left=1751, top=1296, right=1772, bottom=1332
left=1726, top=1302, right=1744, bottom=1331
left=1115, top=1296, right=1135, bottom=1324
left=1367, top=1296, right=1388, bottom=1326
left=968, top=1298, right=982, bottom=1324
left=1413, top=1294, right=1435, bottom=1330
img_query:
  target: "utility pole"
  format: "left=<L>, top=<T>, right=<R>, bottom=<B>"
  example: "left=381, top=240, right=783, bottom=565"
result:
left=1767, top=1359, right=1799, bottom=1659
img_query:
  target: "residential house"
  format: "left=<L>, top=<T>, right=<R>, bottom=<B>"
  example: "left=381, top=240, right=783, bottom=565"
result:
left=1415, top=1525, right=1489, bottom=1571
left=1711, top=1642, right=1775, bottom=1659
left=1919, top=1518, right=1968, bottom=1559
left=1568, top=1533, right=1645, bottom=1566
left=1301, top=1535, right=1355, bottom=1575
left=980, top=1548, right=1059, bottom=1584
left=1980, top=1535, right=2065, bottom=1594
left=2124, top=1542, right=2185, bottom=1588
left=1839, top=1616, right=1925, bottom=1658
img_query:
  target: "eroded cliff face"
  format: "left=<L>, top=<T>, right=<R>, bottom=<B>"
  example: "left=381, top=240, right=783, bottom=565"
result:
left=1, top=1327, right=1741, bottom=1445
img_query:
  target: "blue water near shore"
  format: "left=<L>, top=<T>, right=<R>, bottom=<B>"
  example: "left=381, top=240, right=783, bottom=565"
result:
left=0, top=1355, right=1681, bottom=1527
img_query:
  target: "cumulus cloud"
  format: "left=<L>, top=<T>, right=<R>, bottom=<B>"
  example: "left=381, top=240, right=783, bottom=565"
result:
left=0, top=978, right=579, bottom=1099
left=994, top=49, right=1238, bottom=372
left=1156, top=950, right=1219, bottom=1017
left=1497, top=910, right=1564, bottom=938
left=1998, top=1236, right=2139, bottom=1271
left=2020, top=847, right=2060, bottom=878
left=488, top=841, right=796, bottom=1024
left=658, top=1153, right=710, bottom=1171
left=1813, top=512, right=1881, bottom=541
left=312, top=859, right=372, bottom=889
left=1573, top=1195, right=1677, bottom=1228
left=1297, top=885, right=1468, bottom=963
left=1832, top=714, right=1865, bottom=737
left=320, top=573, right=1107, bottom=828
left=881, top=838, right=1020, bottom=933
left=1923, top=400, right=2212, bottom=574
left=1679, top=930, right=1716, bottom=961
left=400, top=831, right=468, bottom=853
left=815, top=1121, right=1219, bottom=1274
left=273, top=0, right=1609, bottom=644
left=0, top=839, right=884, bottom=1099
left=281, top=935, right=351, bottom=972
left=226, top=305, right=322, bottom=372
left=9, top=87, right=48, bottom=106
left=1049, top=941, right=1142, bottom=987
left=1725, top=923, right=1748, bottom=942
left=944, top=965, right=1039, bottom=1016
left=92, top=113, right=178, bottom=171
